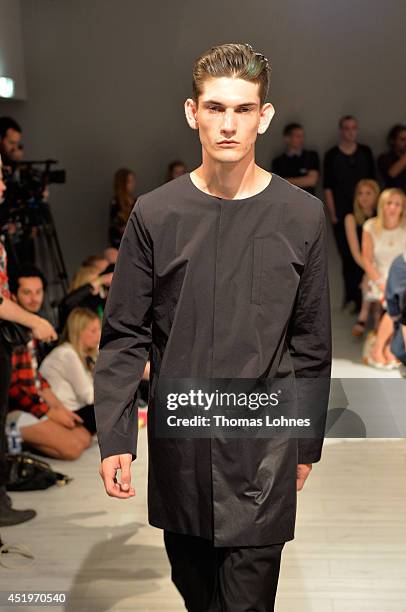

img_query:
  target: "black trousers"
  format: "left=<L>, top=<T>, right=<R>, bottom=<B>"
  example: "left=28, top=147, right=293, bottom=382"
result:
left=163, top=530, right=285, bottom=612
left=333, top=220, right=363, bottom=308
left=0, top=336, right=12, bottom=488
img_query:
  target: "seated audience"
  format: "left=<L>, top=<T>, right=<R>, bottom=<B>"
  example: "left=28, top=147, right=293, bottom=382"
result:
left=103, top=247, right=118, bottom=265
left=362, top=188, right=406, bottom=367
left=377, top=124, right=406, bottom=192
left=271, top=123, right=319, bottom=195
left=166, top=160, right=187, bottom=181
left=385, top=256, right=406, bottom=366
left=108, top=168, right=136, bottom=249
left=7, top=308, right=93, bottom=461
left=344, top=180, right=380, bottom=336
left=81, top=253, right=109, bottom=274
left=40, top=307, right=99, bottom=422
left=8, top=264, right=52, bottom=362
left=58, top=262, right=112, bottom=329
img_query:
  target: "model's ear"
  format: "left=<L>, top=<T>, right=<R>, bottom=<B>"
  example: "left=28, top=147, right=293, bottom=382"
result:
left=184, top=98, right=199, bottom=130
left=258, top=102, right=275, bottom=135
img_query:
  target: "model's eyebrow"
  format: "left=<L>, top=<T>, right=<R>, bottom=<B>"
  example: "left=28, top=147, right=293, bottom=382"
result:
left=203, top=100, right=258, bottom=108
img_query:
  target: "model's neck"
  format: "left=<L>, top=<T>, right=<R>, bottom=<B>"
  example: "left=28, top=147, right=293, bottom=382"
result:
left=191, top=153, right=271, bottom=200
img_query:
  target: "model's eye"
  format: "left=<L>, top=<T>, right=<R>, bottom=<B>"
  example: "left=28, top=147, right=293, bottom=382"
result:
left=238, top=107, right=251, bottom=113
left=208, top=106, right=222, bottom=113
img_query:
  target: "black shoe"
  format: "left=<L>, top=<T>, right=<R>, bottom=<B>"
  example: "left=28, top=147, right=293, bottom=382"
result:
left=0, top=505, right=36, bottom=527
left=0, top=489, right=36, bottom=526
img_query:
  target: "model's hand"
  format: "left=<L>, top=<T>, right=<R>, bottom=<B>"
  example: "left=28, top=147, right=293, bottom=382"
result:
left=99, top=454, right=135, bottom=498
left=296, top=463, right=312, bottom=491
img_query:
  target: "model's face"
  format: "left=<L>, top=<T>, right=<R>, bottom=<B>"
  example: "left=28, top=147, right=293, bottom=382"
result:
left=383, top=194, right=404, bottom=225
left=80, top=318, right=101, bottom=351
left=357, top=186, right=376, bottom=211
left=285, top=128, right=304, bottom=150
left=394, top=130, right=406, bottom=154
left=16, top=277, right=44, bottom=313
left=340, top=119, right=358, bottom=143
left=1, top=128, right=21, bottom=158
left=185, top=77, right=274, bottom=164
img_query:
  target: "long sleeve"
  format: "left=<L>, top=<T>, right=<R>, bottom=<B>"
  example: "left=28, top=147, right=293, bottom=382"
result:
left=94, top=198, right=153, bottom=461
left=286, top=202, right=332, bottom=464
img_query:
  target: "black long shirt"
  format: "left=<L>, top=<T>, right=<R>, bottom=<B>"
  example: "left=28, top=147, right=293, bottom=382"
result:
left=94, top=172, right=332, bottom=546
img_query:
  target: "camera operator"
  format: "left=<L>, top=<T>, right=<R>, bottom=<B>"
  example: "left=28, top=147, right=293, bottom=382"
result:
left=0, top=117, right=22, bottom=170
left=0, top=154, right=57, bottom=527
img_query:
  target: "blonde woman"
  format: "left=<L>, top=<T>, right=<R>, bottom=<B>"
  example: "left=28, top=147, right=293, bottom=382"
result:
left=362, top=188, right=406, bottom=367
left=344, top=179, right=380, bottom=336
left=39, top=308, right=100, bottom=422
left=7, top=307, right=99, bottom=461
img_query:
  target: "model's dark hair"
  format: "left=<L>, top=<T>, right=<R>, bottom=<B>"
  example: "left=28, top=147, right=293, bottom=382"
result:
left=386, top=124, right=406, bottom=149
left=192, top=43, right=271, bottom=105
left=283, top=123, right=303, bottom=136
left=9, top=264, right=47, bottom=295
left=0, top=116, right=22, bottom=139
left=338, top=115, right=357, bottom=129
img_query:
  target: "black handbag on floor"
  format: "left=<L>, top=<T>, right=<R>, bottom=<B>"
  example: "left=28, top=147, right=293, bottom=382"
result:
left=5, top=452, right=73, bottom=491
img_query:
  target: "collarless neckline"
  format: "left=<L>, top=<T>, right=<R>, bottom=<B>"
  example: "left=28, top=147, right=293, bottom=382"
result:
left=186, top=171, right=277, bottom=203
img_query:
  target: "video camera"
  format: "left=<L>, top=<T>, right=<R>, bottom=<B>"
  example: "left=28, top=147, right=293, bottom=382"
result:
left=0, top=159, right=66, bottom=232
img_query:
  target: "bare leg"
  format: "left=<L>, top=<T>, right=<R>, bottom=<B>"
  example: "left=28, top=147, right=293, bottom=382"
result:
left=20, top=420, right=92, bottom=461
left=371, top=312, right=394, bottom=364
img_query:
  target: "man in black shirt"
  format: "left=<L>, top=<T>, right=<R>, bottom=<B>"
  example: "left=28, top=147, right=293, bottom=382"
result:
left=272, top=122, right=319, bottom=195
left=323, top=115, right=376, bottom=309
left=95, top=43, right=331, bottom=612
left=377, top=124, right=406, bottom=192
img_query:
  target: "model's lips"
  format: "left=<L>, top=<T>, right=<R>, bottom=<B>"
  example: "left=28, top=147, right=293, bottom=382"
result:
left=217, top=140, right=239, bottom=146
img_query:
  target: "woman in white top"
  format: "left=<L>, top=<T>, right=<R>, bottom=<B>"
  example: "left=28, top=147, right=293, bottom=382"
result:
left=40, top=307, right=100, bottom=416
left=344, top=179, right=379, bottom=337
left=361, top=188, right=406, bottom=367
left=16, top=308, right=100, bottom=461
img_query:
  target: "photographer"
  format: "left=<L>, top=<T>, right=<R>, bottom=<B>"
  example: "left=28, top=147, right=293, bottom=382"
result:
left=0, top=155, right=57, bottom=527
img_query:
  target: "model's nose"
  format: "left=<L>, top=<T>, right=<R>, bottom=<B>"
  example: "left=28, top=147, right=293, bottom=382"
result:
left=221, top=110, right=237, bottom=135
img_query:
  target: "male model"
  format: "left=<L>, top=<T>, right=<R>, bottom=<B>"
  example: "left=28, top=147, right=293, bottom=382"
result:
left=94, top=43, right=332, bottom=611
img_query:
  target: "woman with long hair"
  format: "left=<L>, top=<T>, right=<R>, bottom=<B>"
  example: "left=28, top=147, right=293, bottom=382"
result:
left=344, top=179, right=380, bottom=336
left=12, top=308, right=100, bottom=461
left=361, top=188, right=406, bottom=367
left=108, top=168, right=136, bottom=249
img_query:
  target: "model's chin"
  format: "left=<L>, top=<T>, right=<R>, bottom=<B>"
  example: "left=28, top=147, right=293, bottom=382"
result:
left=210, top=149, right=248, bottom=163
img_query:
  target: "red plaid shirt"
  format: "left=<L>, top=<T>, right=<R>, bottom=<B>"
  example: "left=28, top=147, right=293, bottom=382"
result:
left=9, top=340, right=51, bottom=418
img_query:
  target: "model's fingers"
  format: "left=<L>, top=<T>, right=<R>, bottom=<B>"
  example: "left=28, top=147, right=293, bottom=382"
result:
left=119, top=458, right=133, bottom=493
